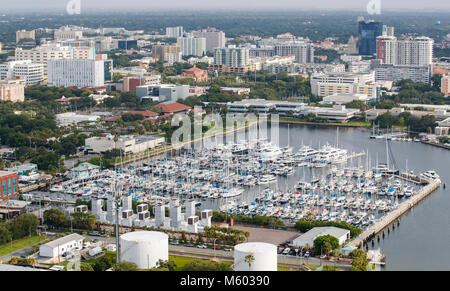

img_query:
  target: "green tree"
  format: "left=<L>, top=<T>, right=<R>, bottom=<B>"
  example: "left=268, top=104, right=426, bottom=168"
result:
left=350, top=249, right=369, bottom=271
left=112, top=261, right=139, bottom=271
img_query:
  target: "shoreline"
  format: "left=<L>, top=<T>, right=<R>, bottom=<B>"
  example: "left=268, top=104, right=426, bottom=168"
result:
left=278, top=119, right=370, bottom=128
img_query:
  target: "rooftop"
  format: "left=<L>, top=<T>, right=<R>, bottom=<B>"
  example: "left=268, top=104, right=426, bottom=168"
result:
left=42, top=233, right=84, bottom=249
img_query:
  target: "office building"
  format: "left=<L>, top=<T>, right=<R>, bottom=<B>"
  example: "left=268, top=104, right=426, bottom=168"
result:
left=358, top=20, right=384, bottom=55
left=0, top=171, right=19, bottom=201
left=54, top=29, right=83, bottom=40
left=0, top=60, right=44, bottom=85
left=47, top=59, right=105, bottom=88
left=375, top=64, right=432, bottom=84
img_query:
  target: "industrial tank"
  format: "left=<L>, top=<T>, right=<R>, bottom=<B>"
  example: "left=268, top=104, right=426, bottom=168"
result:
left=233, top=242, right=277, bottom=271
left=120, top=231, right=169, bottom=269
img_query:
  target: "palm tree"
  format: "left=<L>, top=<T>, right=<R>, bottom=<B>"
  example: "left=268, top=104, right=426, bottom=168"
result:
left=244, top=254, right=255, bottom=271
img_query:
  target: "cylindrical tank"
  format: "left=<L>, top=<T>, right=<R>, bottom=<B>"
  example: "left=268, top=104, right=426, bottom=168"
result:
left=120, top=231, right=168, bottom=269
left=234, top=242, right=277, bottom=271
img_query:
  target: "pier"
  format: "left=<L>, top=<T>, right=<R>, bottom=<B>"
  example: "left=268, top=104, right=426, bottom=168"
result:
left=347, top=178, right=441, bottom=247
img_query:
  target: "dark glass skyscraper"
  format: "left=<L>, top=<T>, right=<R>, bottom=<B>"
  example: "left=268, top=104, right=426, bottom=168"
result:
left=358, top=20, right=383, bottom=56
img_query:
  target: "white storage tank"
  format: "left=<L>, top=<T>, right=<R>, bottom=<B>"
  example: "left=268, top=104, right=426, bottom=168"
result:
left=120, top=231, right=168, bottom=269
left=234, top=242, right=277, bottom=271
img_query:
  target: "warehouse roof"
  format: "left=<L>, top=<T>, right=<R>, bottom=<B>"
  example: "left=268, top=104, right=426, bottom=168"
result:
left=293, top=227, right=350, bottom=243
left=42, top=233, right=84, bottom=248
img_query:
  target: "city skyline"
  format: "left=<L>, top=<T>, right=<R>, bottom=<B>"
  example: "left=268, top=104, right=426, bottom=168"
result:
left=1, top=0, right=450, bottom=12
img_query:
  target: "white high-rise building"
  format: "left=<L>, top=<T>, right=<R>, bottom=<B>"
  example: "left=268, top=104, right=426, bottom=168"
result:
left=214, top=47, right=250, bottom=67
left=0, top=60, right=44, bottom=85
left=376, top=36, right=433, bottom=66
left=166, top=26, right=184, bottom=38
left=47, top=59, right=105, bottom=88
left=191, top=28, right=226, bottom=52
left=177, top=37, right=206, bottom=57
left=15, top=44, right=95, bottom=73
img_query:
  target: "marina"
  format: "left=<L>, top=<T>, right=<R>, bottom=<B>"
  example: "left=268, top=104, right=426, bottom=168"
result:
left=27, top=123, right=447, bottom=270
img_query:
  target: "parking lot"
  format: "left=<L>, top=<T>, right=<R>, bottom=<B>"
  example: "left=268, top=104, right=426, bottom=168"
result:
left=231, top=225, right=301, bottom=246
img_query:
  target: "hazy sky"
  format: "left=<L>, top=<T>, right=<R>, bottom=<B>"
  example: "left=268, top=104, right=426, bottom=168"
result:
left=2, top=0, right=450, bottom=12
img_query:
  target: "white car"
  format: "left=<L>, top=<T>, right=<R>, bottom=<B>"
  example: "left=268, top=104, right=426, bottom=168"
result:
left=197, top=245, right=207, bottom=249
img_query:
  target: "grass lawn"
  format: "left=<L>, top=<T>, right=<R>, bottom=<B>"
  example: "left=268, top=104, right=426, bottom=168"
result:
left=169, top=255, right=232, bottom=271
left=0, top=235, right=47, bottom=257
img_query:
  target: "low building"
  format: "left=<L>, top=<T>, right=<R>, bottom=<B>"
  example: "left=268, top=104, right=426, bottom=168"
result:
left=220, top=87, right=251, bottom=95
left=6, top=163, right=38, bottom=176
left=181, top=66, right=208, bottom=82
left=85, top=134, right=164, bottom=154
left=0, top=171, right=19, bottom=201
left=154, top=102, right=191, bottom=115
left=0, top=200, right=27, bottom=219
left=70, top=162, right=100, bottom=179
left=291, top=226, right=350, bottom=248
left=56, top=112, right=101, bottom=126
left=39, top=233, right=84, bottom=258
left=321, top=93, right=374, bottom=105
left=136, top=84, right=190, bottom=102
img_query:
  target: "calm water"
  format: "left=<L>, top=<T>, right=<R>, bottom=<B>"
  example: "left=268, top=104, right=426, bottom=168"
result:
left=198, top=123, right=449, bottom=270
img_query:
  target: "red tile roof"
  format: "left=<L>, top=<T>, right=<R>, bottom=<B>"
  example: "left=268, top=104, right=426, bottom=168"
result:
left=124, top=110, right=159, bottom=117
left=105, top=116, right=121, bottom=122
left=154, top=102, right=191, bottom=113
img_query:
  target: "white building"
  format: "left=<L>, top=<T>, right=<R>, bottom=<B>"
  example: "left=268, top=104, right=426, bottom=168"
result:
left=15, top=45, right=95, bottom=73
left=85, top=134, right=164, bottom=154
left=39, top=233, right=84, bottom=258
left=177, top=37, right=206, bottom=57
left=56, top=112, right=101, bottom=126
left=47, top=59, right=105, bottom=88
left=0, top=79, right=25, bottom=102
left=310, top=71, right=381, bottom=100
left=214, top=47, right=250, bottom=67
left=291, top=227, right=350, bottom=248
left=166, top=26, right=184, bottom=38
left=190, top=28, right=226, bottom=52
left=376, top=36, right=433, bottom=66
left=54, top=29, right=83, bottom=40
left=0, top=60, right=44, bottom=85
left=274, top=42, right=314, bottom=63
left=321, top=93, right=374, bottom=105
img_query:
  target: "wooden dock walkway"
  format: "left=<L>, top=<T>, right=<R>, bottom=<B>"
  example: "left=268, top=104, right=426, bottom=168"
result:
left=347, top=179, right=441, bottom=247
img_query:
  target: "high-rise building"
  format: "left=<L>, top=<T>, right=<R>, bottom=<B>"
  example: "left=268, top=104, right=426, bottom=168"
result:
left=0, top=60, right=44, bottom=86
left=166, top=26, right=184, bottom=38
left=274, top=42, right=314, bottom=63
left=47, top=59, right=105, bottom=88
left=177, top=37, right=206, bottom=57
left=358, top=20, right=384, bottom=56
left=214, top=47, right=249, bottom=68
left=0, top=171, right=19, bottom=201
left=152, top=45, right=182, bottom=64
left=54, top=29, right=83, bottom=40
left=375, top=36, right=433, bottom=83
left=191, top=28, right=226, bottom=52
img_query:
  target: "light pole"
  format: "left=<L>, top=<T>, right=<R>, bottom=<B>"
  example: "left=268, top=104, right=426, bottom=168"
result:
left=213, top=238, right=218, bottom=260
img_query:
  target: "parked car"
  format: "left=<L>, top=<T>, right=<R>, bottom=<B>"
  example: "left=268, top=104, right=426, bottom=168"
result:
left=282, top=248, right=291, bottom=255
left=184, top=243, right=194, bottom=247
left=223, top=248, right=232, bottom=252
left=169, top=240, right=179, bottom=245
left=277, top=248, right=284, bottom=254
left=304, top=251, right=310, bottom=258
left=197, top=245, right=207, bottom=249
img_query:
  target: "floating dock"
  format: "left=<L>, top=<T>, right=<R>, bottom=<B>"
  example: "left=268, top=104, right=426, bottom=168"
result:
left=347, top=178, right=441, bottom=247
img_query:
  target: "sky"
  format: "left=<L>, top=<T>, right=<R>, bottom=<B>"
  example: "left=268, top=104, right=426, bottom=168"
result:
left=2, top=0, right=450, bottom=12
